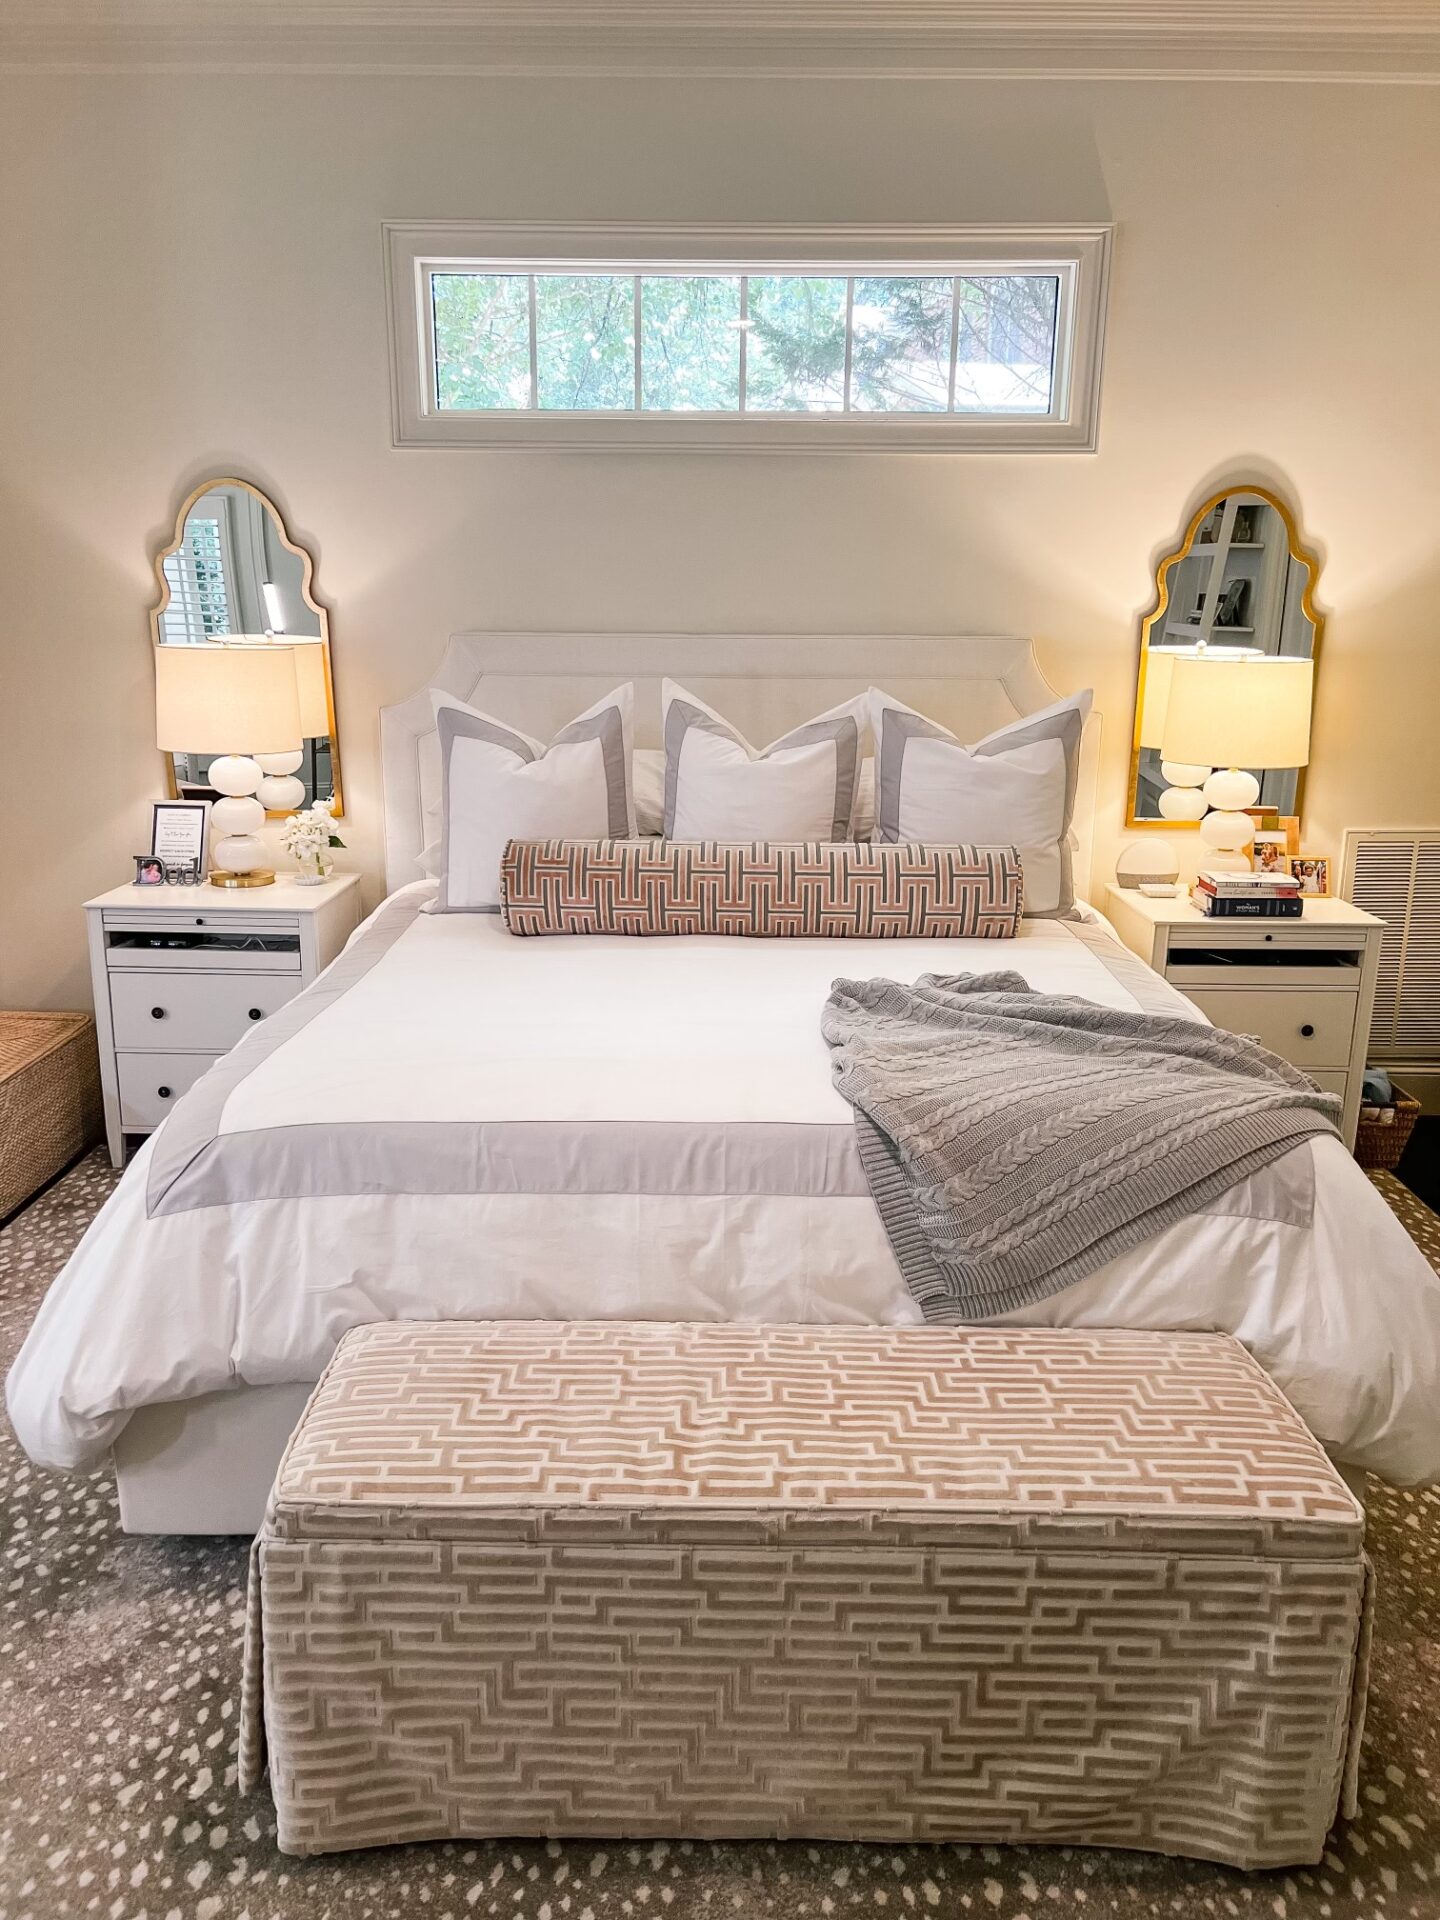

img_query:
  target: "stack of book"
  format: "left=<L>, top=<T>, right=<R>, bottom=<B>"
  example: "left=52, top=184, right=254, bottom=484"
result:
left=1191, top=869, right=1303, bottom=917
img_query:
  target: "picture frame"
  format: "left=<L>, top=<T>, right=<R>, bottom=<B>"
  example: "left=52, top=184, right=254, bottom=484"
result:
left=1251, top=832, right=1290, bottom=875
left=1289, top=853, right=1331, bottom=898
left=151, top=799, right=210, bottom=871
left=133, top=854, right=166, bottom=886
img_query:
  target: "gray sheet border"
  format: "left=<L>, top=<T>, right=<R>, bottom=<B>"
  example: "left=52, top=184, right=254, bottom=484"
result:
left=145, top=886, right=430, bottom=1218
left=149, top=1117, right=871, bottom=1216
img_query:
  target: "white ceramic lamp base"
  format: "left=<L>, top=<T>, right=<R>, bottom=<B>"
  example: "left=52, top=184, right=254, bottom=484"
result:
left=204, top=755, right=277, bottom=887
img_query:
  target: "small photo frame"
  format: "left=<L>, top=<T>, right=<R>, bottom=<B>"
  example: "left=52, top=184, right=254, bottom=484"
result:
left=1251, top=832, right=1290, bottom=875
left=133, top=854, right=166, bottom=886
left=1289, top=853, right=1331, bottom=898
left=151, top=799, right=210, bottom=871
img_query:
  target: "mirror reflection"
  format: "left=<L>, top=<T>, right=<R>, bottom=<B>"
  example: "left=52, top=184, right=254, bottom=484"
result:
left=151, top=479, right=341, bottom=815
left=1128, top=487, right=1319, bottom=828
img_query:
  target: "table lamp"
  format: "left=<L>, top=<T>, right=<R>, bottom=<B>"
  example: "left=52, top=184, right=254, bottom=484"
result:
left=154, top=643, right=302, bottom=886
left=1160, top=655, right=1313, bottom=851
left=252, top=641, right=331, bottom=812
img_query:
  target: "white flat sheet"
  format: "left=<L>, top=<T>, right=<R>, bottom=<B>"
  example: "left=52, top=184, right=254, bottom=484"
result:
left=9, top=884, right=1440, bottom=1484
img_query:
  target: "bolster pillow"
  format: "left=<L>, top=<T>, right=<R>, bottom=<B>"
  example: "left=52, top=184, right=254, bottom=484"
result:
left=500, top=839, right=1024, bottom=937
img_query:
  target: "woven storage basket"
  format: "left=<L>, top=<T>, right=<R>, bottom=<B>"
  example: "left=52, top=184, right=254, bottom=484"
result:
left=1354, top=1086, right=1422, bottom=1172
left=0, top=1013, right=103, bottom=1219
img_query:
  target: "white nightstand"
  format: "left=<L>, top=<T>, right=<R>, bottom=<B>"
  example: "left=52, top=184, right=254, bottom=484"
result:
left=85, top=873, right=363, bottom=1166
left=1104, top=887, right=1384, bottom=1150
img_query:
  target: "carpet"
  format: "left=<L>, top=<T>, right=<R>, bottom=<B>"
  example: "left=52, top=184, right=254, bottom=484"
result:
left=2, top=1150, right=1437, bottom=1920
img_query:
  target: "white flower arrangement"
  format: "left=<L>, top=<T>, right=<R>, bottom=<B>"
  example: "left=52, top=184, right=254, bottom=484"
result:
left=279, top=797, right=345, bottom=879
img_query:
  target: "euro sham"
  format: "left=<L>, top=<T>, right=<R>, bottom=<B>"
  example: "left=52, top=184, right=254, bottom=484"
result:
left=431, top=685, right=634, bottom=911
left=663, top=682, right=865, bottom=842
left=869, top=687, right=1092, bottom=917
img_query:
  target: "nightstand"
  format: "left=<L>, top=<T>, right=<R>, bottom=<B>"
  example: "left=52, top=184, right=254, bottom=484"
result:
left=85, top=873, right=363, bottom=1167
left=1103, top=887, right=1384, bottom=1150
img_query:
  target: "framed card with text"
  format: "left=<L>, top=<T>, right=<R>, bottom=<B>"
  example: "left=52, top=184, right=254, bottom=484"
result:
left=150, top=799, right=210, bottom=870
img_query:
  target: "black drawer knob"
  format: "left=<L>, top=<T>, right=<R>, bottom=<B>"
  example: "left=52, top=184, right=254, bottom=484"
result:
left=1300, top=1023, right=1315, bottom=1038
left=158, top=1085, right=173, bottom=1099
left=248, top=1007, right=263, bottom=1021
left=151, top=1006, right=167, bottom=1020
left=194, top=917, right=205, bottom=926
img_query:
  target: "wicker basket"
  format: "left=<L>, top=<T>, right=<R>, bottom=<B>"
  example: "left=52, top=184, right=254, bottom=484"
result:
left=1354, top=1085, right=1423, bottom=1172
left=0, top=1012, right=103, bottom=1220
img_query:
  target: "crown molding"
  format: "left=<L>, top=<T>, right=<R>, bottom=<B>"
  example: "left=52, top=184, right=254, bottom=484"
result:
left=3, top=1, right=1439, bottom=81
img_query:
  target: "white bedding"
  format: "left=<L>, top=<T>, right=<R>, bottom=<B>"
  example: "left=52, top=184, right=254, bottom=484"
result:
left=9, top=882, right=1440, bottom=1484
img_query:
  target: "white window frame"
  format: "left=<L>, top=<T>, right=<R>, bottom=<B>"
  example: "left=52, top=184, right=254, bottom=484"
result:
left=384, top=222, right=1112, bottom=453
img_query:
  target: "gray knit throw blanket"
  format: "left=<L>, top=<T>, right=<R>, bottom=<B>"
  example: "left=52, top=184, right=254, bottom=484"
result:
left=823, top=970, right=1342, bottom=1322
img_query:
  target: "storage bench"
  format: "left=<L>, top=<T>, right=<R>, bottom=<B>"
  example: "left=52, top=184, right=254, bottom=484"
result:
left=241, top=1321, right=1371, bottom=1868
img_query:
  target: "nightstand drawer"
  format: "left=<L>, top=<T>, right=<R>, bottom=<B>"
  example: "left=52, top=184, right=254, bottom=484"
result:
left=110, top=971, right=299, bottom=1052
left=117, top=1052, right=218, bottom=1130
left=1185, top=987, right=1356, bottom=1071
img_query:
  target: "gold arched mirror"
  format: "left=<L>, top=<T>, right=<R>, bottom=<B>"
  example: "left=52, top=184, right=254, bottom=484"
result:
left=150, top=478, right=343, bottom=817
left=1127, top=484, right=1321, bottom=830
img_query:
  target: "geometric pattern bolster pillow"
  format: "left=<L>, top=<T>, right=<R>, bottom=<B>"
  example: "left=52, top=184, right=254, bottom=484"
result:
left=500, top=839, right=1024, bottom=938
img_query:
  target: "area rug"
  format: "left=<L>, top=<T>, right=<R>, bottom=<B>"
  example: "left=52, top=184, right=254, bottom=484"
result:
left=2, top=1151, right=1437, bottom=1920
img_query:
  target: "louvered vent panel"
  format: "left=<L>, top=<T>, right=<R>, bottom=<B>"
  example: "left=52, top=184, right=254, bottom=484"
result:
left=1343, top=831, right=1440, bottom=1064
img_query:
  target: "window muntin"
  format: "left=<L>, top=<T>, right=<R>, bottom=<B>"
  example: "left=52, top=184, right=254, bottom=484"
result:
left=428, top=266, right=1062, bottom=419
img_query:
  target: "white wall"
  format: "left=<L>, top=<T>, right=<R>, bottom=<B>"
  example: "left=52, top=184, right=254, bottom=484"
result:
left=2, top=72, right=1438, bottom=1006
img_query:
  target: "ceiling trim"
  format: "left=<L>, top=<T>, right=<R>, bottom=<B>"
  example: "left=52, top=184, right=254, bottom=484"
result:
left=4, top=2, right=1440, bottom=81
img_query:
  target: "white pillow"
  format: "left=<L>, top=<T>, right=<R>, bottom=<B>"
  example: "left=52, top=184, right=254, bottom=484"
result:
left=662, top=680, right=866, bottom=842
left=869, top=686, right=1092, bottom=917
left=638, top=744, right=873, bottom=839
left=432, top=684, right=634, bottom=911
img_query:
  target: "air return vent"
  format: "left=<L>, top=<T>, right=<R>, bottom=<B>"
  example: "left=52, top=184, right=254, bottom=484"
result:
left=1342, top=830, right=1440, bottom=1069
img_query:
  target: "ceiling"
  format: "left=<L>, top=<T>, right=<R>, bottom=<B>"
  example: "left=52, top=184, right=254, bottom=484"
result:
left=3, top=0, right=1438, bottom=79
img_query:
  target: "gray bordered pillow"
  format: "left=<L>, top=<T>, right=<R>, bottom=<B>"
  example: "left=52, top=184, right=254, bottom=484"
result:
left=431, top=685, right=634, bottom=911
left=662, top=680, right=865, bottom=842
left=869, top=687, right=1092, bottom=917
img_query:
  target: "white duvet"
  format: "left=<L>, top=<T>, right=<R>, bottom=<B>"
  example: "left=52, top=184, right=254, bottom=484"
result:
left=9, top=883, right=1440, bottom=1484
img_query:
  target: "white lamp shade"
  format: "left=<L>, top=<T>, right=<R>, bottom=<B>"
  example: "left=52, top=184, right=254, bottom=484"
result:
left=1161, top=656, right=1313, bottom=769
left=154, top=643, right=302, bottom=754
left=289, top=642, right=332, bottom=738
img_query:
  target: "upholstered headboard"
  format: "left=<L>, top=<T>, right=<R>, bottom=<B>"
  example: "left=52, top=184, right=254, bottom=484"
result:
left=379, top=631, right=1100, bottom=899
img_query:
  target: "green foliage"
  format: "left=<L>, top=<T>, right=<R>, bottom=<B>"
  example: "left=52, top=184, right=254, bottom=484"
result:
left=745, top=276, right=847, bottom=412
left=640, top=276, right=741, bottom=411
left=535, top=276, right=635, bottom=411
left=431, top=269, right=1061, bottom=417
left=432, top=274, right=531, bottom=410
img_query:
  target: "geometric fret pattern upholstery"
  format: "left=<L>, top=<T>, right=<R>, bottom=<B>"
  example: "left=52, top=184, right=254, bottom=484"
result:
left=242, top=1322, right=1371, bottom=1867
left=499, top=839, right=1024, bottom=936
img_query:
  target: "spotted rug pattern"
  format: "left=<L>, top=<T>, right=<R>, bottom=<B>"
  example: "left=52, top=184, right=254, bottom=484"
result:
left=2, top=1150, right=1438, bottom=1920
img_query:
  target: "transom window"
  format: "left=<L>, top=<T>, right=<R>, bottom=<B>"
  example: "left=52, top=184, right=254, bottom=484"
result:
left=386, top=224, right=1111, bottom=451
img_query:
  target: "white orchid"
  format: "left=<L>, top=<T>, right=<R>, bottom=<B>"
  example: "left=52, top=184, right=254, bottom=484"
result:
left=280, top=797, right=345, bottom=869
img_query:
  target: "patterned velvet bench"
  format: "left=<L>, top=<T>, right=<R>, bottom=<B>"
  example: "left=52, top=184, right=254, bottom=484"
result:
left=240, top=1322, right=1371, bottom=1868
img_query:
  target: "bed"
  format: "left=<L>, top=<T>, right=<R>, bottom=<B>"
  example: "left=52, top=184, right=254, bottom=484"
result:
left=8, top=632, right=1440, bottom=1530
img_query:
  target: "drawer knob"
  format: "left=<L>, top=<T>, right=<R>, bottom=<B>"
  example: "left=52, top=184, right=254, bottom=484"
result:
left=194, top=917, right=205, bottom=926
left=248, top=1007, right=263, bottom=1021
left=158, top=1085, right=172, bottom=1099
left=1300, top=1023, right=1316, bottom=1038
left=150, top=1006, right=166, bottom=1020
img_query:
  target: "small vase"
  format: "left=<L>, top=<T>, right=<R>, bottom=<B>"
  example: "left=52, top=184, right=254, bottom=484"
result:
left=293, top=854, right=333, bottom=887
